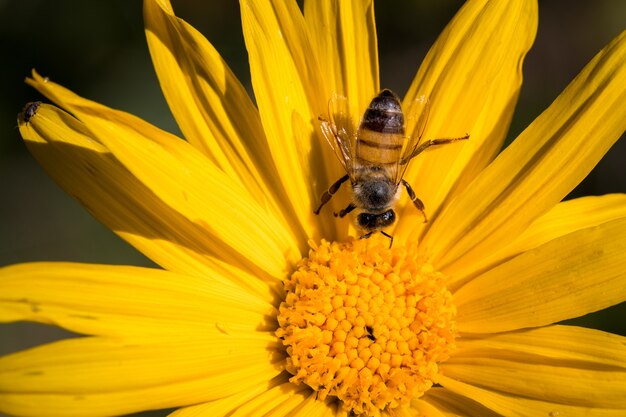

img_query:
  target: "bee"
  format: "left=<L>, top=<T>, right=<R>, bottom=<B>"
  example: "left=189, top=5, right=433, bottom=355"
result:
left=315, top=89, right=469, bottom=245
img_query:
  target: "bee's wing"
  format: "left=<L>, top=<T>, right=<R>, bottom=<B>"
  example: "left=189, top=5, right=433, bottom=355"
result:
left=319, top=94, right=357, bottom=177
left=395, top=95, right=430, bottom=184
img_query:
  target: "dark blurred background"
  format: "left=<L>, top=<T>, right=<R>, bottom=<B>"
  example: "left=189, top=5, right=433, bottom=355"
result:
left=0, top=1, right=624, bottom=416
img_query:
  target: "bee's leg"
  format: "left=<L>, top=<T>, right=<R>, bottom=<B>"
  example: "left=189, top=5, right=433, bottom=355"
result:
left=359, top=232, right=373, bottom=240
left=401, top=133, right=470, bottom=164
left=334, top=203, right=356, bottom=218
left=380, top=231, right=394, bottom=248
left=401, top=179, right=427, bottom=223
left=314, top=174, right=350, bottom=214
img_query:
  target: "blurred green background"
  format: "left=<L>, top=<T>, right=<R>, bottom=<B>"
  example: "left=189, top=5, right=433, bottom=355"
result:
left=0, top=1, right=625, bottom=416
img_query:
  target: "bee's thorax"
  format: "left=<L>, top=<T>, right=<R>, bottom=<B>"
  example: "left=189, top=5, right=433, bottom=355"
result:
left=352, top=171, right=398, bottom=211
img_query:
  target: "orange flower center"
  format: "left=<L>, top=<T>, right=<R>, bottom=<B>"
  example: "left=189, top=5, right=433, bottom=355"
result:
left=276, top=236, right=457, bottom=415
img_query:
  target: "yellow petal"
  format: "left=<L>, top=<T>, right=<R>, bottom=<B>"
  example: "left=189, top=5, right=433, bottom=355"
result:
left=17, top=103, right=280, bottom=297
left=241, top=0, right=329, bottom=239
left=454, top=218, right=626, bottom=333
left=387, top=406, right=426, bottom=417
left=304, top=0, right=379, bottom=119
left=24, top=72, right=300, bottom=278
left=0, top=336, right=282, bottom=417
left=271, top=389, right=333, bottom=417
left=0, top=262, right=276, bottom=338
left=167, top=374, right=289, bottom=417
left=449, top=194, right=626, bottom=289
left=302, top=0, right=380, bottom=241
left=406, top=394, right=449, bottom=417
left=440, top=375, right=626, bottom=417
left=421, top=387, right=501, bottom=417
left=229, top=383, right=322, bottom=417
left=144, top=0, right=296, bottom=235
left=442, top=358, right=626, bottom=408
left=425, top=30, right=626, bottom=270
left=454, top=325, right=626, bottom=369
left=396, top=0, right=538, bottom=239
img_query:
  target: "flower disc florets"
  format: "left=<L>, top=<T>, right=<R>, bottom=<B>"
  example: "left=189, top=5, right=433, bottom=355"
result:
left=276, top=236, right=457, bottom=415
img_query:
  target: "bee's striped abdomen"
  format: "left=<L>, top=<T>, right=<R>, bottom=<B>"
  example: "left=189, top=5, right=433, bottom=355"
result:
left=356, top=89, right=405, bottom=165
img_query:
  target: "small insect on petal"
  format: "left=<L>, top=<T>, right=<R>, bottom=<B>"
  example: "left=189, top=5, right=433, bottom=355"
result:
left=21, top=101, right=41, bottom=123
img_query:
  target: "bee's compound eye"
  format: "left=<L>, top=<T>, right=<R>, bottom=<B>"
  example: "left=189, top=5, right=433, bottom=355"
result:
left=380, top=210, right=395, bottom=226
left=357, top=213, right=376, bottom=229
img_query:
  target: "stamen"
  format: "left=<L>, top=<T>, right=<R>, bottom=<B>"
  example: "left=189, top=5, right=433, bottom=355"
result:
left=277, top=236, right=457, bottom=415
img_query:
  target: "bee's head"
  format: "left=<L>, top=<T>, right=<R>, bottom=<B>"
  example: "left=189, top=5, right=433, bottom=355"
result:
left=356, top=209, right=396, bottom=232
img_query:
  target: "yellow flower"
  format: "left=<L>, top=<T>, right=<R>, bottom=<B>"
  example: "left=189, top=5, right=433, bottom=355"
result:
left=2, top=0, right=626, bottom=416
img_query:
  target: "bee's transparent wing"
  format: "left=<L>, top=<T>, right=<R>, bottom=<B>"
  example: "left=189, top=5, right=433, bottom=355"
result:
left=395, top=95, right=430, bottom=183
left=319, top=94, right=357, bottom=177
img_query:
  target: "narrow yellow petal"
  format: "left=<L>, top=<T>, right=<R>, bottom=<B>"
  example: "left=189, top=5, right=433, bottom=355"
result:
left=303, top=0, right=380, bottom=241
left=407, top=395, right=449, bottom=417
left=440, top=375, right=626, bottom=417
left=388, top=406, right=424, bottom=417
left=304, top=0, right=379, bottom=119
left=229, top=382, right=316, bottom=417
left=454, top=218, right=626, bottom=333
left=454, top=325, right=626, bottom=369
left=0, top=336, right=282, bottom=417
left=144, top=0, right=297, bottom=237
left=25, top=72, right=300, bottom=278
left=17, top=103, right=280, bottom=296
left=0, top=336, right=281, bottom=392
left=241, top=0, right=329, bottom=239
left=421, top=387, right=501, bottom=417
left=0, top=262, right=276, bottom=338
left=442, top=358, right=626, bottom=408
left=425, top=30, right=626, bottom=270
left=273, top=390, right=333, bottom=417
left=167, top=374, right=289, bottom=417
left=396, top=0, right=537, bottom=239
left=448, top=194, right=626, bottom=289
